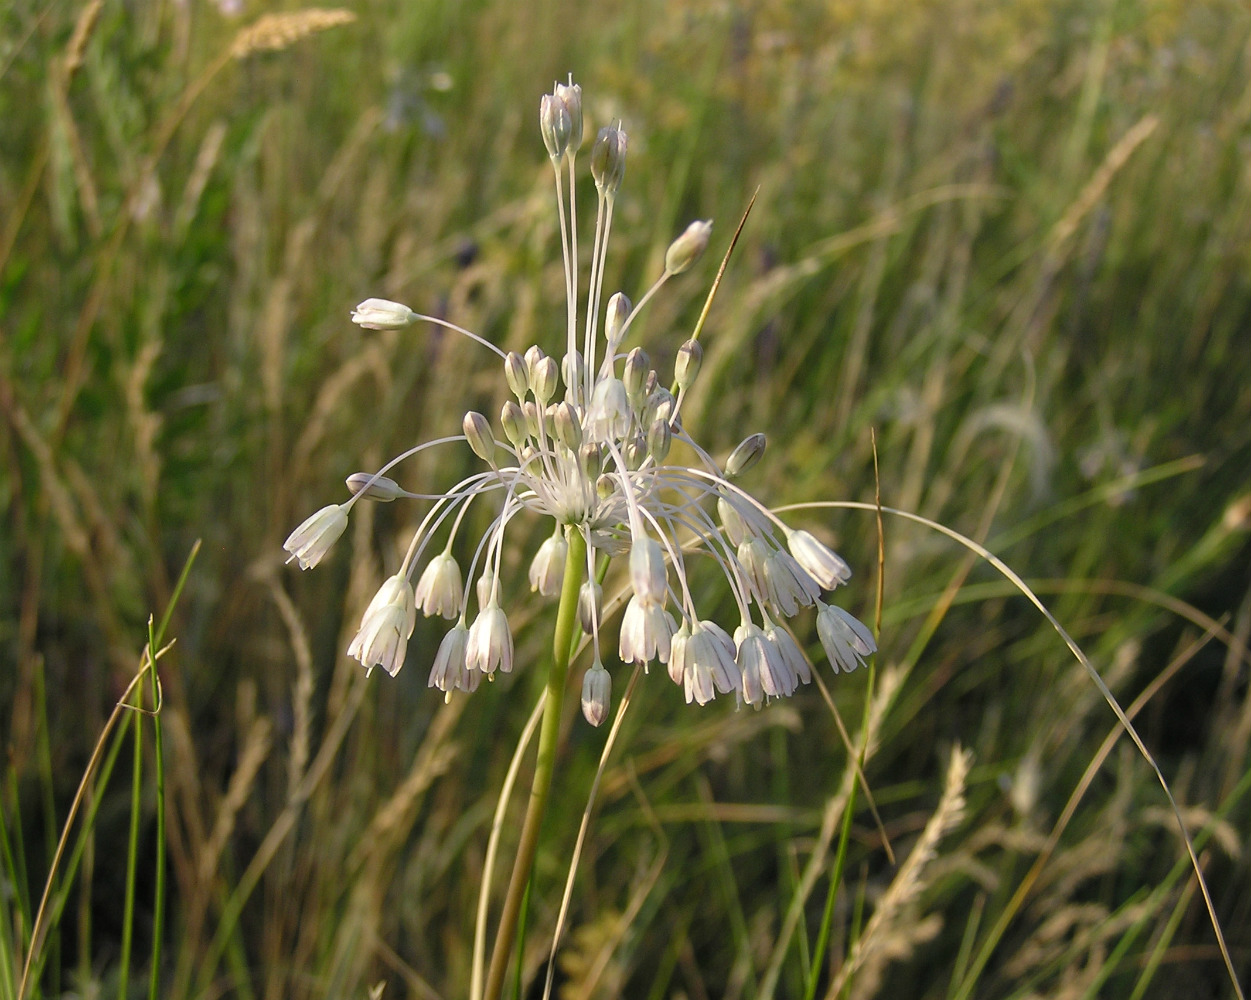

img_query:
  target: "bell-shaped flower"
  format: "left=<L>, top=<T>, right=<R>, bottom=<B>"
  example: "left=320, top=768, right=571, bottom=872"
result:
left=816, top=602, right=877, bottom=673
left=787, top=529, right=852, bottom=591
left=528, top=530, right=568, bottom=597
left=467, top=599, right=514, bottom=675
left=348, top=574, right=416, bottom=678
left=619, top=594, right=675, bottom=666
left=415, top=551, right=464, bottom=620
left=428, top=622, right=476, bottom=696
left=283, top=504, right=348, bottom=570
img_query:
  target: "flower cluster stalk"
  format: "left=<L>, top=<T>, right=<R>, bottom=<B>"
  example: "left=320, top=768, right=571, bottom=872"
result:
left=484, top=529, right=585, bottom=1000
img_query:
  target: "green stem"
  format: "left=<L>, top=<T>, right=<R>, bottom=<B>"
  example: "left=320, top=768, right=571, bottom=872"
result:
left=484, top=527, right=586, bottom=1000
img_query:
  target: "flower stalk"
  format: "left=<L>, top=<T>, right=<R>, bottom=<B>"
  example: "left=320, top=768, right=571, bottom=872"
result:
left=484, top=527, right=586, bottom=1000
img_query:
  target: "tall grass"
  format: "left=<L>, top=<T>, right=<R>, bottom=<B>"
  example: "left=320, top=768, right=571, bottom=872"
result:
left=2, top=0, right=1250, bottom=997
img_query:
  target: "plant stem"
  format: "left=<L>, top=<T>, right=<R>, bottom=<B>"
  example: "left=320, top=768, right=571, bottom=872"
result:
left=484, top=528, right=585, bottom=1000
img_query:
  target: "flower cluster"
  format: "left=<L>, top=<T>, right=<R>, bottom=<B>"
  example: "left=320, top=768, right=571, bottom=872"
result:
left=284, top=77, right=877, bottom=724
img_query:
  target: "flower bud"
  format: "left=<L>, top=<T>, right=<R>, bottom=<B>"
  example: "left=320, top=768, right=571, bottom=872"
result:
left=561, top=350, right=584, bottom=394
left=623, top=347, right=650, bottom=407
left=725, top=433, right=766, bottom=477
left=580, top=442, right=601, bottom=479
left=555, top=78, right=583, bottom=152
left=532, top=355, right=559, bottom=404
left=350, top=298, right=416, bottom=331
left=345, top=472, right=406, bottom=501
left=528, top=530, right=568, bottom=597
left=596, top=473, right=616, bottom=500
left=525, top=344, right=547, bottom=381
left=523, top=400, right=542, bottom=440
left=581, top=660, right=611, bottom=727
left=500, top=400, right=527, bottom=448
left=463, top=411, right=495, bottom=463
left=718, top=495, right=747, bottom=547
left=647, top=417, right=671, bottom=462
left=664, top=220, right=713, bottom=275
left=504, top=351, right=529, bottom=399
left=675, top=339, right=702, bottom=390
left=590, top=123, right=627, bottom=195
left=586, top=376, right=631, bottom=443
left=578, top=579, right=603, bottom=633
left=553, top=400, right=582, bottom=451
left=629, top=535, right=667, bottom=605
left=540, top=92, right=572, bottom=161
left=604, top=291, right=631, bottom=352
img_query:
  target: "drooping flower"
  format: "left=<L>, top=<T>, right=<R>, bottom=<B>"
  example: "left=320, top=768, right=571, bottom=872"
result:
left=348, top=573, right=416, bottom=677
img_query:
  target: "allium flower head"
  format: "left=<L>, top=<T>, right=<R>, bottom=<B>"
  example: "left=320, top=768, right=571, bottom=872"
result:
left=282, top=77, right=877, bottom=710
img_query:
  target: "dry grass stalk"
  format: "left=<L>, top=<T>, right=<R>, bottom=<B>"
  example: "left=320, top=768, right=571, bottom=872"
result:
left=198, top=715, right=274, bottom=884
left=757, top=666, right=903, bottom=999
left=174, top=120, right=228, bottom=240
left=229, top=9, right=357, bottom=60
left=828, top=745, right=972, bottom=1000
left=124, top=337, right=164, bottom=509
left=62, top=0, right=104, bottom=79
left=1046, top=113, right=1159, bottom=256
left=264, top=579, right=314, bottom=798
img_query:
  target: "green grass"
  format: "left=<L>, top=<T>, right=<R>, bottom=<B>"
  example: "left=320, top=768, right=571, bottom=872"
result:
left=2, top=0, right=1251, bottom=998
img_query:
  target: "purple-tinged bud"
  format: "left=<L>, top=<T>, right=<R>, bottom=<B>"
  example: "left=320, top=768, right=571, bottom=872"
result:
left=555, top=78, right=583, bottom=152
left=664, top=220, right=713, bottom=275
left=345, top=472, right=406, bottom=501
left=675, top=339, right=702, bottom=390
left=540, top=93, right=572, bottom=161
left=581, top=660, right=611, bottom=727
left=726, top=433, right=766, bottom=477
left=463, top=411, right=495, bottom=463
left=604, top=292, right=631, bottom=351
left=590, top=123, right=627, bottom=195
left=504, top=351, right=529, bottom=399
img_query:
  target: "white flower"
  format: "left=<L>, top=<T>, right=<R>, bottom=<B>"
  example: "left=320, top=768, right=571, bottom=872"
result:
left=415, top=551, right=463, bottom=620
left=428, top=622, right=478, bottom=696
left=788, top=529, right=852, bottom=590
left=581, top=661, right=611, bottom=727
left=350, top=298, right=416, bottom=330
left=283, top=504, right=348, bottom=570
left=347, top=574, right=416, bottom=677
left=628, top=536, right=668, bottom=605
left=671, top=620, right=739, bottom=705
left=528, top=530, right=568, bottom=596
left=816, top=602, right=877, bottom=673
left=619, top=595, right=675, bottom=666
left=467, top=600, right=514, bottom=675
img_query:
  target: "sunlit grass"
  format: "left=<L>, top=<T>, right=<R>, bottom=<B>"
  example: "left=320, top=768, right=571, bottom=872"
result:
left=2, top=1, right=1250, bottom=998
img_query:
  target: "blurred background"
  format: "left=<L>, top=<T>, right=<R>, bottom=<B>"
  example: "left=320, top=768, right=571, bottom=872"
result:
left=2, top=0, right=1250, bottom=997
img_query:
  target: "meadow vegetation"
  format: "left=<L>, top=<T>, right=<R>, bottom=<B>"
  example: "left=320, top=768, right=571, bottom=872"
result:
left=2, top=0, right=1250, bottom=997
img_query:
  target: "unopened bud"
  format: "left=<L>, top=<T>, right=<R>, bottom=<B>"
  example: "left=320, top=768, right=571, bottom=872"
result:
left=578, top=580, right=603, bottom=632
left=501, top=400, right=527, bottom=448
left=604, top=292, right=631, bottom=352
left=590, top=124, right=627, bottom=195
left=540, top=93, right=572, bottom=161
left=524, top=345, right=547, bottom=384
left=718, top=495, right=747, bottom=546
left=350, top=298, right=416, bottom=331
left=345, top=472, right=406, bottom=501
left=532, top=355, right=559, bottom=404
left=581, top=660, right=611, bottom=727
left=623, top=347, right=650, bottom=406
left=675, top=339, right=702, bottom=390
left=647, top=418, right=672, bottom=462
left=463, top=411, right=495, bottom=462
left=726, top=433, right=766, bottom=477
left=523, top=400, right=542, bottom=440
left=596, top=473, right=615, bottom=500
left=504, top=351, right=529, bottom=399
left=664, top=220, right=713, bottom=275
left=553, top=400, right=582, bottom=451
left=561, top=350, right=584, bottom=396
left=555, top=78, right=583, bottom=152
left=624, top=434, right=647, bottom=469
left=580, top=442, right=601, bottom=479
